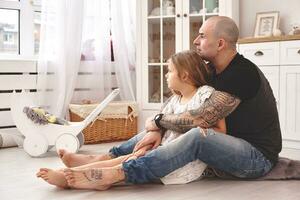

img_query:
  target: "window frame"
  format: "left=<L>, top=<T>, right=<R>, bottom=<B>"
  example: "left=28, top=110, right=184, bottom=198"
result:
left=0, top=0, right=41, bottom=59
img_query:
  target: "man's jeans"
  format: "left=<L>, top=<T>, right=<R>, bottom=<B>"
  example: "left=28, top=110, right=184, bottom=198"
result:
left=109, top=128, right=273, bottom=184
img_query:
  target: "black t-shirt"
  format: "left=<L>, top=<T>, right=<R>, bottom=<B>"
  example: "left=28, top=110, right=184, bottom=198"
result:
left=211, top=53, right=282, bottom=164
left=213, top=55, right=260, bottom=101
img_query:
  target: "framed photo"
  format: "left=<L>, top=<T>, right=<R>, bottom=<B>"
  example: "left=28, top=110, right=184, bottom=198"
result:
left=254, top=11, right=280, bottom=37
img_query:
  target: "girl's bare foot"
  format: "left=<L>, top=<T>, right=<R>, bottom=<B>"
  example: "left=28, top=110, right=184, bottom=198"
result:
left=58, top=149, right=112, bottom=167
left=63, top=166, right=125, bottom=191
left=36, top=168, right=69, bottom=189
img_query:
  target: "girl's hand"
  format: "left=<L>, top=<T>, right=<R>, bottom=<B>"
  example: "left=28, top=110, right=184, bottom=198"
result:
left=133, top=144, right=153, bottom=158
left=123, top=144, right=153, bottom=162
left=133, top=131, right=161, bottom=152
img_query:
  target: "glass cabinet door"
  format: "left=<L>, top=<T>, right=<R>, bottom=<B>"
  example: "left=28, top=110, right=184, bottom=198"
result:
left=144, top=0, right=221, bottom=107
left=147, top=0, right=175, bottom=104
left=187, top=0, right=219, bottom=50
left=140, top=0, right=238, bottom=109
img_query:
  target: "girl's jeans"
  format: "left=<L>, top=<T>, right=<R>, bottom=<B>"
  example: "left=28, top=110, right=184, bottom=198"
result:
left=109, top=128, right=273, bottom=184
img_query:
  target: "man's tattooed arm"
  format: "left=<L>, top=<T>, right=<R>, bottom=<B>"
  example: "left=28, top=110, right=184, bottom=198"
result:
left=159, top=90, right=241, bottom=133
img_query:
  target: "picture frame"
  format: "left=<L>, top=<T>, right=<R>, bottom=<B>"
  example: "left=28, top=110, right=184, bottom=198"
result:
left=254, top=11, right=280, bottom=37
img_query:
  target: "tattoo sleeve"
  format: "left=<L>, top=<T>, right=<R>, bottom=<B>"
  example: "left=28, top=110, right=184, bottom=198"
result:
left=159, top=90, right=241, bottom=133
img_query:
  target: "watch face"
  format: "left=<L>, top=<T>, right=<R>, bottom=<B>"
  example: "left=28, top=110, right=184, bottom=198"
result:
left=154, top=114, right=163, bottom=129
left=155, top=114, right=160, bottom=120
left=155, top=114, right=162, bottom=120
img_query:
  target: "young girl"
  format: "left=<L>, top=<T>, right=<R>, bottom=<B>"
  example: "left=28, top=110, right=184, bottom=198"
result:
left=37, top=50, right=226, bottom=189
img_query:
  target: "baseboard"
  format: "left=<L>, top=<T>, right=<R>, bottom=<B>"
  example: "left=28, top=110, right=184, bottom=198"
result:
left=282, top=139, right=300, bottom=150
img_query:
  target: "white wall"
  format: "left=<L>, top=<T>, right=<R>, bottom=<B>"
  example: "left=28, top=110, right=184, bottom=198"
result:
left=239, top=0, right=300, bottom=38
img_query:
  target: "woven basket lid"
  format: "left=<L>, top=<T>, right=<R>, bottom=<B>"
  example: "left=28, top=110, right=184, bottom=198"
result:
left=69, top=101, right=138, bottom=119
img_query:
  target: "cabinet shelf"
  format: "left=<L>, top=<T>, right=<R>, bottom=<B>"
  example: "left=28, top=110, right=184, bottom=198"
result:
left=205, top=12, right=219, bottom=16
left=148, top=16, right=176, bottom=24
left=189, top=12, right=219, bottom=17
left=148, top=63, right=168, bottom=65
left=189, top=13, right=204, bottom=17
left=148, top=15, right=176, bottom=19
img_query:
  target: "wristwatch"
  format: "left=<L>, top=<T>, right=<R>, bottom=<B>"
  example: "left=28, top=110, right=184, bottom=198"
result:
left=154, top=113, right=164, bottom=129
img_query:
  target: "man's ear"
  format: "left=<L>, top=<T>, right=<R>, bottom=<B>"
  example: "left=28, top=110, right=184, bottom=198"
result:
left=217, top=38, right=226, bottom=51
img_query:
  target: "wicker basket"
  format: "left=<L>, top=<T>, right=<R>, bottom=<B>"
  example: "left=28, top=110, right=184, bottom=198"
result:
left=69, top=102, right=138, bottom=144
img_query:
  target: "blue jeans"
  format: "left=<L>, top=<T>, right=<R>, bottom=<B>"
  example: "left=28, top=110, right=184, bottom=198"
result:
left=110, top=128, right=273, bottom=184
left=109, top=130, right=147, bottom=157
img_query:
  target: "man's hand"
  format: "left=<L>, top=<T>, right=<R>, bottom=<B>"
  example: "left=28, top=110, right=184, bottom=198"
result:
left=133, top=131, right=162, bottom=152
left=145, top=117, right=160, bottom=132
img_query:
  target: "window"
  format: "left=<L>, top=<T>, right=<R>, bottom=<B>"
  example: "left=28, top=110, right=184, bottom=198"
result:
left=33, top=11, right=41, bottom=54
left=3, top=33, right=14, bottom=43
left=0, top=8, right=19, bottom=54
left=33, top=0, right=41, bottom=6
left=0, top=0, right=41, bottom=56
left=80, top=0, right=115, bottom=62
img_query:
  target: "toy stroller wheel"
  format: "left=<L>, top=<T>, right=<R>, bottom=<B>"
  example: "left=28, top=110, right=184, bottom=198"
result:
left=23, top=135, right=48, bottom=157
left=55, top=133, right=79, bottom=153
left=77, top=132, right=84, bottom=147
left=47, top=145, right=54, bottom=151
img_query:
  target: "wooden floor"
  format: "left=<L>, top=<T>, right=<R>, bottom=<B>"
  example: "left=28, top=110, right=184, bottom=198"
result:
left=1, top=142, right=300, bottom=200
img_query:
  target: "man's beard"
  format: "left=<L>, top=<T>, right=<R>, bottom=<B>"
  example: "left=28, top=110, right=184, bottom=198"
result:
left=197, top=51, right=210, bottom=63
left=195, top=50, right=212, bottom=66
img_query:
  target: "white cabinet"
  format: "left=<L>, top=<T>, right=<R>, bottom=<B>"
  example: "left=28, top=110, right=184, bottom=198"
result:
left=238, top=42, right=280, bottom=66
left=136, top=0, right=239, bottom=129
left=279, top=41, right=300, bottom=146
left=280, top=66, right=300, bottom=142
left=280, top=41, right=300, bottom=65
left=238, top=42, right=280, bottom=105
left=239, top=40, right=300, bottom=149
left=259, top=66, right=280, bottom=104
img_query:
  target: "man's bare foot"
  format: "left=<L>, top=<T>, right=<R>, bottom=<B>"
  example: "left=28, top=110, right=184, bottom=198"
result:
left=36, top=168, right=69, bottom=189
left=58, top=149, right=112, bottom=167
left=63, top=166, right=125, bottom=191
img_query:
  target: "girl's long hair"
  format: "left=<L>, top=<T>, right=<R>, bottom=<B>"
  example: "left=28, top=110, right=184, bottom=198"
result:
left=169, top=50, right=212, bottom=95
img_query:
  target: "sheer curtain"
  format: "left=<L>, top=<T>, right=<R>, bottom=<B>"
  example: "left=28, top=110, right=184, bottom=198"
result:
left=71, top=0, right=113, bottom=104
left=37, top=0, right=84, bottom=117
left=72, top=0, right=136, bottom=103
left=111, top=0, right=136, bottom=101
left=37, top=0, right=136, bottom=118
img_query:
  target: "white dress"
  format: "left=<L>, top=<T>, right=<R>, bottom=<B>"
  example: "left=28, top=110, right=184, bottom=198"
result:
left=160, top=85, right=215, bottom=185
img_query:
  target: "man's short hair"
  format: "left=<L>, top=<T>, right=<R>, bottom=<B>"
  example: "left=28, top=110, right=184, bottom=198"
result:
left=208, top=16, right=239, bottom=49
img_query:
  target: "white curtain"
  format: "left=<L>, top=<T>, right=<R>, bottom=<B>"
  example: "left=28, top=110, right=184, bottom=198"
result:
left=111, top=0, right=136, bottom=100
left=71, top=0, right=112, bottom=103
left=37, top=0, right=84, bottom=117
left=72, top=0, right=136, bottom=103
left=38, top=0, right=136, bottom=118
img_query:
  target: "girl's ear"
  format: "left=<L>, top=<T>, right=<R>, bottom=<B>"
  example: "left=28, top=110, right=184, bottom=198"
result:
left=181, top=71, right=190, bottom=82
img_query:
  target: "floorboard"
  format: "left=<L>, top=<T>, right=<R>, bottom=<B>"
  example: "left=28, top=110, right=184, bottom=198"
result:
left=1, top=142, right=300, bottom=200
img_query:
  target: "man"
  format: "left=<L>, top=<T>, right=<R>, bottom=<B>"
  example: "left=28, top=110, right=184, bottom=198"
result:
left=63, top=16, right=282, bottom=190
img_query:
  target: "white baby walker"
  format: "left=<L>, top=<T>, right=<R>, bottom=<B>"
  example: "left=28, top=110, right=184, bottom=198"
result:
left=10, top=88, right=120, bottom=157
